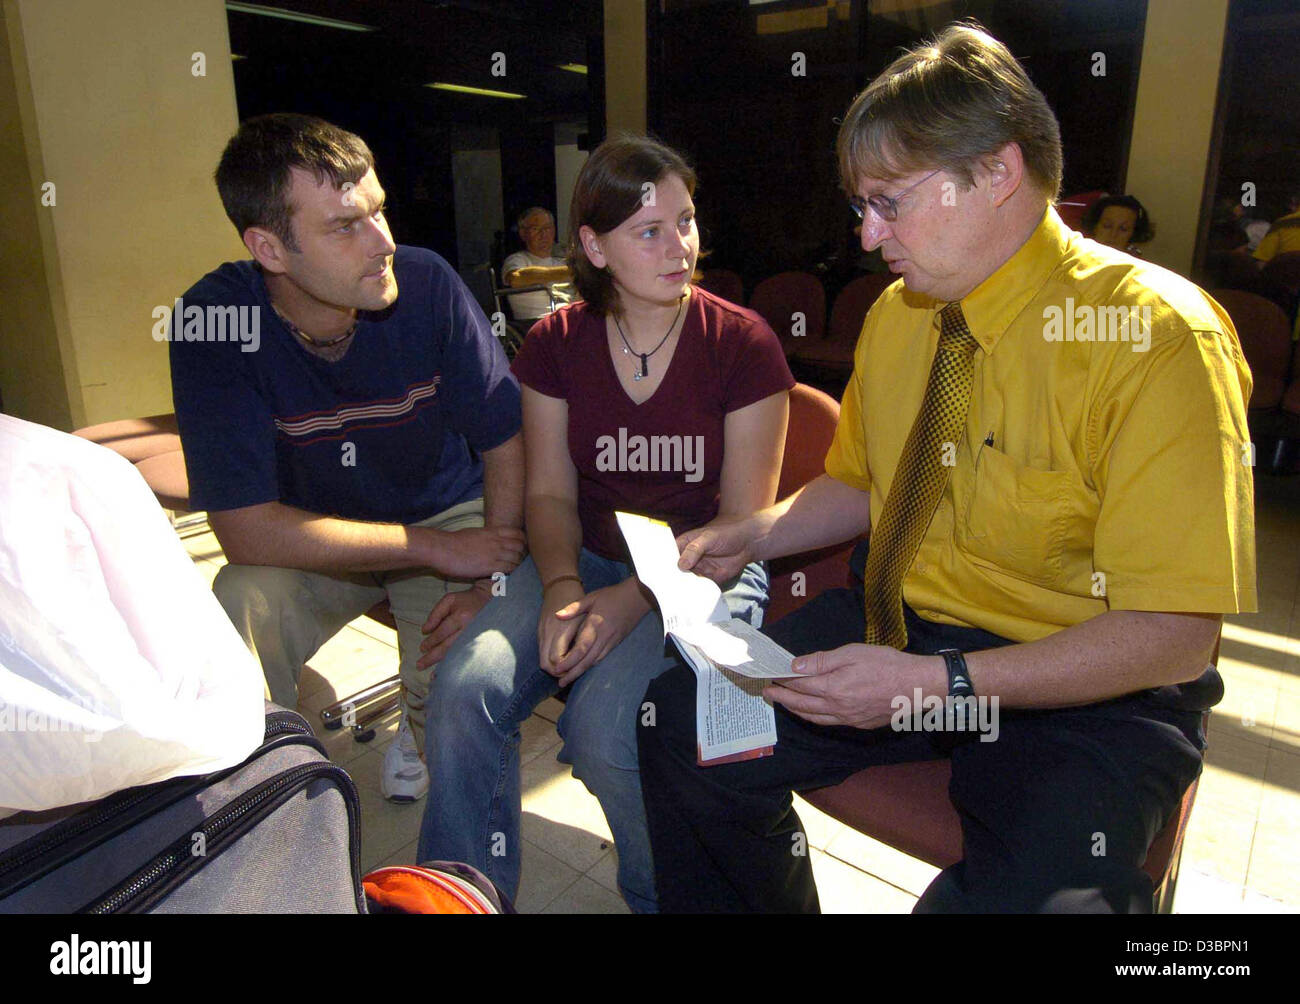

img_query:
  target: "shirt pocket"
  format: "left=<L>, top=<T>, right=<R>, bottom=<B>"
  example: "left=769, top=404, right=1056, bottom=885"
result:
left=955, top=443, right=1074, bottom=588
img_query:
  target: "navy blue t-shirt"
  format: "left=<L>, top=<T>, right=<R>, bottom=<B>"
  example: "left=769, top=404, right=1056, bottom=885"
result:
left=169, top=245, right=521, bottom=523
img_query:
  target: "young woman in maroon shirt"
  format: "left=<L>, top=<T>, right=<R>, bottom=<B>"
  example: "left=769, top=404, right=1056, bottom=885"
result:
left=417, top=136, right=793, bottom=912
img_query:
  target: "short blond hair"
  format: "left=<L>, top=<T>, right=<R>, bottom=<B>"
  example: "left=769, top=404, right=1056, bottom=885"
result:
left=837, top=22, right=1062, bottom=201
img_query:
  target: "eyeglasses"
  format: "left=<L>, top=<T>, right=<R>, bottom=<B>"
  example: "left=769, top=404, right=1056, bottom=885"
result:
left=849, top=169, right=942, bottom=223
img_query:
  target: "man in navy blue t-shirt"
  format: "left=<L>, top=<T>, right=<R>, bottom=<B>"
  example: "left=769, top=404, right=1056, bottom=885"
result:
left=169, top=114, right=525, bottom=802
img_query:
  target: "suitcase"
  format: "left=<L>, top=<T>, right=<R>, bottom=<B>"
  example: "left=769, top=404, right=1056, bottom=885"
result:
left=0, top=703, right=364, bottom=914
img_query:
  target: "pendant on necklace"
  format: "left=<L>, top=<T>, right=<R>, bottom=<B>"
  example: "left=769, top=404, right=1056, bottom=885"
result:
left=623, top=345, right=646, bottom=381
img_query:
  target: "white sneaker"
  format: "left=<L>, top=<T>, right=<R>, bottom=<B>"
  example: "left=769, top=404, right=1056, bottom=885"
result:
left=381, top=715, right=429, bottom=803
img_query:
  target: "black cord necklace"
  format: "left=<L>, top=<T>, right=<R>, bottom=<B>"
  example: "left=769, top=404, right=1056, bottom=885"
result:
left=273, top=305, right=358, bottom=348
left=612, top=294, right=685, bottom=381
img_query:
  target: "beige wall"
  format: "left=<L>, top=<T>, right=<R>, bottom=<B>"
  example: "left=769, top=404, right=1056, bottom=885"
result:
left=0, top=0, right=243, bottom=430
left=0, top=4, right=80, bottom=430
left=604, top=0, right=646, bottom=137
left=554, top=121, right=589, bottom=245
left=1125, top=0, right=1231, bottom=276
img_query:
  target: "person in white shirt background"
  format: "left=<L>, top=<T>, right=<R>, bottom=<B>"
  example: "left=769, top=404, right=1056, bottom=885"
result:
left=502, top=206, right=574, bottom=323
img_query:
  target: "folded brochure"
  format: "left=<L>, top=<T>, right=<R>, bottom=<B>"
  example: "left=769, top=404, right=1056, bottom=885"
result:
left=615, top=511, right=798, bottom=764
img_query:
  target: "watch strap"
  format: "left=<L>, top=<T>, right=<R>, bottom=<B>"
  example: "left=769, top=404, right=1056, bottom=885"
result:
left=937, top=648, right=975, bottom=699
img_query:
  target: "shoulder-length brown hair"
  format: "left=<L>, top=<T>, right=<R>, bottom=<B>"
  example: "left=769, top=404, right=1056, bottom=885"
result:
left=566, top=135, right=697, bottom=316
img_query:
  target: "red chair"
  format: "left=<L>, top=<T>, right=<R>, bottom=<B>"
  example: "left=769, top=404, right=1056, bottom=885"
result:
left=1211, top=288, right=1300, bottom=471
left=1261, top=251, right=1300, bottom=340
left=749, top=271, right=826, bottom=357
left=1261, top=340, right=1300, bottom=474
left=1261, top=250, right=1300, bottom=300
left=791, top=273, right=895, bottom=378
left=767, top=385, right=857, bottom=622
left=1213, top=248, right=1268, bottom=289
left=73, top=413, right=194, bottom=518
left=1210, top=289, right=1293, bottom=411
left=697, top=268, right=743, bottom=306
left=72, top=412, right=180, bottom=463
left=1056, top=190, right=1106, bottom=233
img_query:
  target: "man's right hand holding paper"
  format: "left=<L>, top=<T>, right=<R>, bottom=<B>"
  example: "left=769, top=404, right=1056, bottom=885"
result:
left=675, top=516, right=757, bottom=585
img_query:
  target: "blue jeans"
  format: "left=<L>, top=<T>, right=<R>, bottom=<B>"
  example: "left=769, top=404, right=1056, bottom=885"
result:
left=416, top=549, right=769, bottom=913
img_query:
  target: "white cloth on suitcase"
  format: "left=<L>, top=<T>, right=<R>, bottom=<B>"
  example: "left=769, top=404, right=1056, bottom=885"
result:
left=0, top=415, right=264, bottom=814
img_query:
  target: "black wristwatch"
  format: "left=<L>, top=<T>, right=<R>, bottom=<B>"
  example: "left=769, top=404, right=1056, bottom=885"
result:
left=937, top=648, right=975, bottom=699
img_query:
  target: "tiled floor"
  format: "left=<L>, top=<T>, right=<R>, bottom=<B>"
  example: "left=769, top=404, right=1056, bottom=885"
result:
left=182, top=472, right=1300, bottom=913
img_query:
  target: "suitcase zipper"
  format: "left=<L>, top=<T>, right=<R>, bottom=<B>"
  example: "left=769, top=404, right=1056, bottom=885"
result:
left=82, top=761, right=363, bottom=914
left=0, top=725, right=324, bottom=897
left=0, top=778, right=200, bottom=897
left=263, top=710, right=315, bottom=741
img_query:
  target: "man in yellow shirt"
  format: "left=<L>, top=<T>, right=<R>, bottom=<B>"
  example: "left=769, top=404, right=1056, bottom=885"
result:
left=1253, top=193, right=1300, bottom=265
left=638, top=23, right=1255, bottom=913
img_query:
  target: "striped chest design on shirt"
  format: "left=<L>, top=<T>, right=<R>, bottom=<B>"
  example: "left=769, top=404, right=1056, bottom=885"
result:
left=273, top=378, right=441, bottom=446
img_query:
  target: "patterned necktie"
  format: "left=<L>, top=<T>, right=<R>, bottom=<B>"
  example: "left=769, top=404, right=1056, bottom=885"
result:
left=862, top=302, right=980, bottom=649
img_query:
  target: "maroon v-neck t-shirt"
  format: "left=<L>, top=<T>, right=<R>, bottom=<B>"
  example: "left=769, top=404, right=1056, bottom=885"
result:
left=511, top=287, right=795, bottom=560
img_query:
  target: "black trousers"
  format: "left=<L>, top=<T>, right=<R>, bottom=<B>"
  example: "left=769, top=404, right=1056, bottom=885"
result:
left=638, top=543, right=1217, bottom=913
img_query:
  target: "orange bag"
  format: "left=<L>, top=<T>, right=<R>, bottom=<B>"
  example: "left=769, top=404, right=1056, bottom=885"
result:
left=362, top=862, right=513, bottom=914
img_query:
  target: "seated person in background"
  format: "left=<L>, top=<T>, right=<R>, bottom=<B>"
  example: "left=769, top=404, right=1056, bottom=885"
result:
left=1228, top=197, right=1269, bottom=253
left=639, top=22, right=1254, bottom=914
left=417, top=136, right=794, bottom=912
left=169, top=113, right=525, bottom=803
left=1254, top=191, right=1300, bottom=265
left=502, top=206, right=575, bottom=323
left=1208, top=196, right=1269, bottom=255
left=1082, top=193, right=1155, bottom=256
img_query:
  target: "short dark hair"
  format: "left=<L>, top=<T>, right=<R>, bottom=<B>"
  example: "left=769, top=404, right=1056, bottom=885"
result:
left=215, top=113, right=374, bottom=251
left=566, top=135, right=697, bottom=315
left=1082, top=194, right=1155, bottom=244
left=837, top=21, right=1063, bottom=202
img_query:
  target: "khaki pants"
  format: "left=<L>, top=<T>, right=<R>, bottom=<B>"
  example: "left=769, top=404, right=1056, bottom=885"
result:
left=213, top=498, right=483, bottom=752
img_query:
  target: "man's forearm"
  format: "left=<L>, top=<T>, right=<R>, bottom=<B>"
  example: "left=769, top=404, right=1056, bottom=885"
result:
left=480, top=432, right=525, bottom=531
left=778, top=609, right=1223, bottom=732
left=506, top=265, right=572, bottom=287
left=960, top=610, right=1222, bottom=709
left=210, top=502, right=436, bottom=574
left=750, top=474, right=872, bottom=561
left=211, top=435, right=526, bottom=578
left=475, top=432, right=526, bottom=588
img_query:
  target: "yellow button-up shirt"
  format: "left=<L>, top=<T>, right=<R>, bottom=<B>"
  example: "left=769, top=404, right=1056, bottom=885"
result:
left=826, top=207, right=1257, bottom=643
